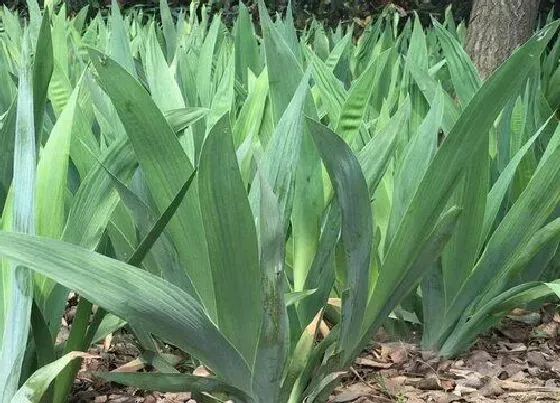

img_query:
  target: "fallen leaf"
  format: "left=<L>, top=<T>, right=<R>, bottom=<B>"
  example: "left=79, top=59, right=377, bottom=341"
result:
left=193, top=365, right=211, bottom=377
left=111, top=358, right=145, bottom=373
left=320, top=320, right=331, bottom=337
left=330, top=383, right=373, bottom=402
left=507, top=312, right=541, bottom=326
left=328, top=298, right=341, bottom=308
left=499, top=326, right=529, bottom=342
left=468, top=350, right=492, bottom=364
left=355, top=357, right=392, bottom=369
left=534, top=322, right=558, bottom=338
left=439, top=378, right=455, bottom=391
left=306, top=309, right=323, bottom=336
left=479, top=378, right=503, bottom=397
left=510, top=308, right=529, bottom=316
left=104, top=333, right=113, bottom=351
left=527, top=350, right=548, bottom=368
left=497, top=342, right=527, bottom=353
left=405, top=376, right=440, bottom=390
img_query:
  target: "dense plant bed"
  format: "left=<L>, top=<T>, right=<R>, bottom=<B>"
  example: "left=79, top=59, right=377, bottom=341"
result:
left=0, top=0, right=560, bottom=401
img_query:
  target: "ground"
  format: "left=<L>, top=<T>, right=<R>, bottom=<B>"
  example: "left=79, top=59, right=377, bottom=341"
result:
left=69, top=306, right=560, bottom=403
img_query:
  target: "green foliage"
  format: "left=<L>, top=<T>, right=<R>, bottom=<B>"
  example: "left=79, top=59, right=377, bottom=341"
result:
left=0, top=2, right=560, bottom=402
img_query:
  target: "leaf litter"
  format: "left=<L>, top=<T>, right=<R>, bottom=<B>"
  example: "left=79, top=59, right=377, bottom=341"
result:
left=68, top=304, right=560, bottom=402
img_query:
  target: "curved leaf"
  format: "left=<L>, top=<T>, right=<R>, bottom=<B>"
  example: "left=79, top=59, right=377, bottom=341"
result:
left=199, top=117, right=261, bottom=363
left=307, top=118, right=372, bottom=364
left=97, top=372, right=251, bottom=401
left=0, top=232, right=252, bottom=393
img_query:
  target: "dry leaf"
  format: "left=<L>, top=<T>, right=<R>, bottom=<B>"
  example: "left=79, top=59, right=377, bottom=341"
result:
left=439, top=378, right=456, bottom=391
left=330, top=383, right=372, bottom=402
left=111, top=358, right=145, bottom=373
left=104, top=333, right=113, bottom=351
left=355, top=358, right=392, bottom=369
left=193, top=365, right=211, bottom=377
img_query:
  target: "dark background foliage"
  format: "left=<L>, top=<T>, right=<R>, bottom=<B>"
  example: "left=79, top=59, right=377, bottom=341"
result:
left=1, top=0, right=559, bottom=30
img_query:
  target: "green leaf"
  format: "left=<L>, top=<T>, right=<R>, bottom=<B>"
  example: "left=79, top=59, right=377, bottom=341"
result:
left=441, top=281, right=557, bottom=356
left=143, top=26, right=185, bottom=113
left=72, top=5, right=89, bottom=33
left=249, top=69, right=311, bottom=231
left=91, top=314, right=126, bottom=344
left=11, top=352, right=88, bottom=403
left=405, top=14, right=428, bottom=72
left=63, top=137, right=136, bottom=250
left=235, top=2, right=261, bottom=87
left=252, top=175, right=287, bottom=403
left=207, top=48, right=235, bottom=132
left=98, top=372, right=251, bottom=401
left=369, top=20, right=560, bottom=350
left=544, top=281, right=560, bottom=299
left=305, top=371, right=346, bottom=403
left=106, top=171, right=192, bottom=290
left=159, top=0, right=176, bottom=64
left=442, top=108, right=560, bottom=348
left=33, top=77, right=81, bottom=323
left=164, top=107, right=209, bottom=134
left=308, top=118, right=372, bottom=364
left=127, top=167, right=197, bottom=269
left=279, top=316, right=318, bottom=403
left=47, top=60, right=72, bottom=117
left=30, top=302, right=55, bottom=369
left=196, top=15, right=220, bottom=106
left=32, top=8, right=53, bottom=148
left=108, top=0, right=136, bottom=77
left=335, top=49, right=390, bottom=146
left=232, top=68, right=268, bottom=148
left=431, top=20, right=487, bottom=312
left=433, top=19, right=480, bottom=106
left=0, top=102, right=16, bottom=213
left=441, top=126, right=489, bottom=305
left=0, top=30, right=35, bottom=402
left=364, top=206, right=462, bottom=345
left=357, top=99, right=409, bottom=195
left=53, top=298, right=92, bottom=403
left=258, top=0, right=304, bottom=123
left=481, top=118, right=552, bottom=246
left=297, top=203, right=339, bottom=329
left=325, top=30, right=352, bottom=71
left=285, top=290, right=317, bottom=307
left=36, top=82, right=79, bottom=240
left=90, top=50, right=216, bottom=320
left=0, top=232, right=252, bottom=393
left=307, top=48, right=346, bottom=124
left=407, top=61, right=460, bottom=133
left=199, top=117, right=261, bottom=363
left=387, top=87, right=443, bottom=245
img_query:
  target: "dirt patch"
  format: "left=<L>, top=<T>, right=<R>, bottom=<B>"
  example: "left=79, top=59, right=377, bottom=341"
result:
left=70, top=308, right=560, bottom=402
left=330, top=309, right=560, bottom=403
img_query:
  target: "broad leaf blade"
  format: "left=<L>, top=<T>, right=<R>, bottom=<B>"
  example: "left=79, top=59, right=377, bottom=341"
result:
left=370, top=21, right=560, bottom=347
left=0, top=232, right=252, bottom=393
left=90, top=50, right=216, bottom=320
left=308, top=118, right=372, bottom=364
left=199, top=117, right=261, bottom=364
left=97, top=372, right=250, bottom=400
left=0, top=30, right=35, bottom=402
left=32, top=8, right=53, bottom=148
left=12, top=352, right=89, bottom=403
left=252, top=175, right=287, bottom=403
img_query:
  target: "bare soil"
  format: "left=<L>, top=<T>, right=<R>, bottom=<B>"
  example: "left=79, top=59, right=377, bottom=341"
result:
left=69, top=306, right=560, bottom=403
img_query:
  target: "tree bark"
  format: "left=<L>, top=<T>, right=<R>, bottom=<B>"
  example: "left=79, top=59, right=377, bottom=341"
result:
left=467, top=0, right=539, bottom=79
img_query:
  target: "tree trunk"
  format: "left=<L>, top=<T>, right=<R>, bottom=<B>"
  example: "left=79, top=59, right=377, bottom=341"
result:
left=467, top=0, right=539, bottom=79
